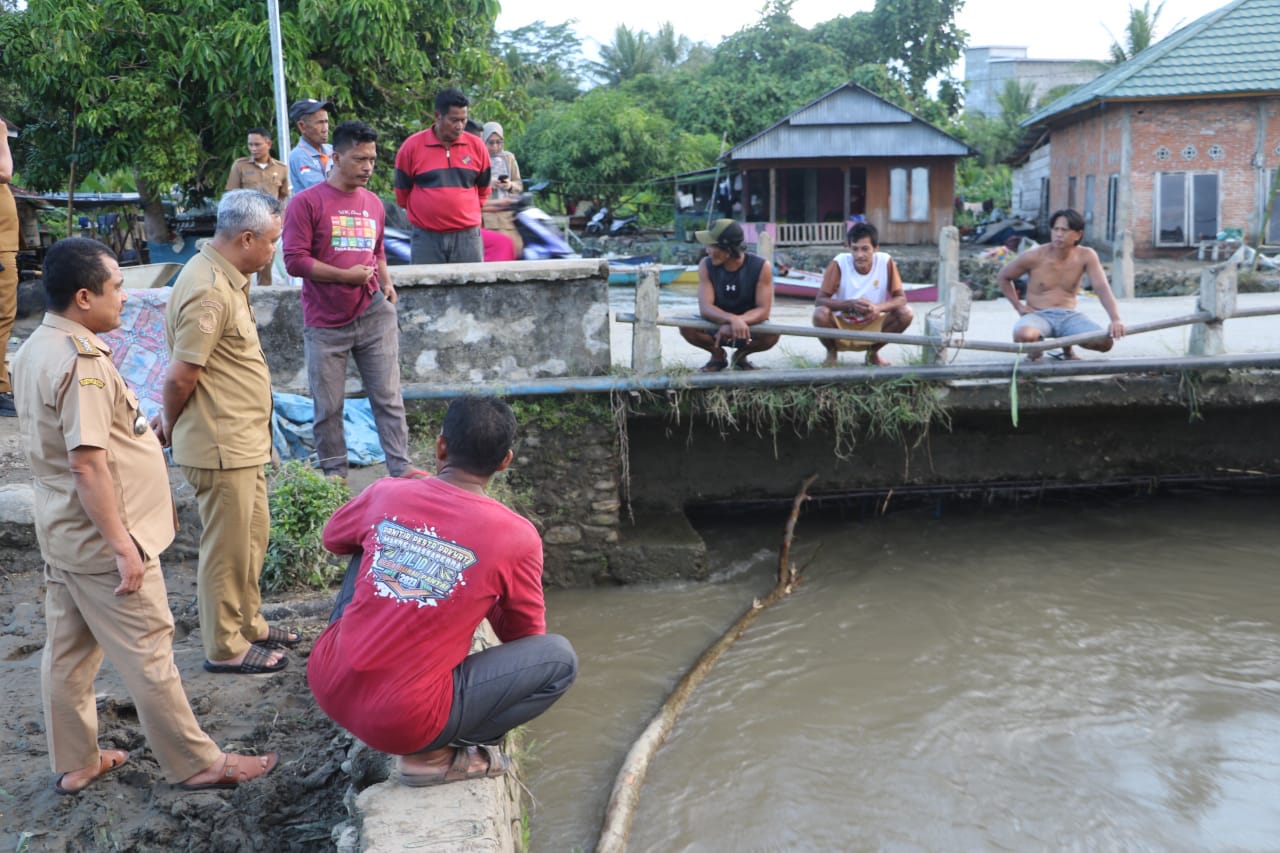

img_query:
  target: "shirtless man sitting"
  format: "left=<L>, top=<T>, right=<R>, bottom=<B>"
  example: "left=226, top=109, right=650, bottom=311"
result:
left=997, top=208, right=1125, bottom=360
left=812, top=222, right=913, bottom=366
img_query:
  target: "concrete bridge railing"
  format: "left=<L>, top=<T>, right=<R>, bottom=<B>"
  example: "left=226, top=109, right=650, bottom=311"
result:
left=253, top=259, right=612, bottom=396
left=621, top=227, right=1280, bottom=372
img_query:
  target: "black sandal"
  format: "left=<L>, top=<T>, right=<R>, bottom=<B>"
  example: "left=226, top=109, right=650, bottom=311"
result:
left=257, top=625, right=302, bottom=649
left=203, top=644, right=288, bottom=674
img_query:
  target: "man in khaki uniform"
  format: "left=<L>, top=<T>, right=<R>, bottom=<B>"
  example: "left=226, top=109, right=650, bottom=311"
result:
left=13, top=237, right=278, bottom=793
left=0, top=116, right=19, bottom=417
left=158, top=190, right=291, bottom=675
left=225, top=128, right=290, bottom=286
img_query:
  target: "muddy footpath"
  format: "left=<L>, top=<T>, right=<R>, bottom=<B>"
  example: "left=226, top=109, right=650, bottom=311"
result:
left=0, top=410, right=387, bottom=853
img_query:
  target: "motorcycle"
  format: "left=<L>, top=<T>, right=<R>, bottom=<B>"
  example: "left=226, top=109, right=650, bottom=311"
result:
left=384, top=194, right=575, bottom=263
left=585, top=206, right=640, bottom=237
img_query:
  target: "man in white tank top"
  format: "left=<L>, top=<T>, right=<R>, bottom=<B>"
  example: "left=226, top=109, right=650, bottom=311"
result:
left=812, top=222, right=913, bottom=366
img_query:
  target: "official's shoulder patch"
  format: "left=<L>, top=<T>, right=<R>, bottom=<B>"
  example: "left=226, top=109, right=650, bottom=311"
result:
left=197, top=311, right=217, bottom=334
left=79, top=377, right=105, bottom=388
left=72, top=335, right=101, bottom=357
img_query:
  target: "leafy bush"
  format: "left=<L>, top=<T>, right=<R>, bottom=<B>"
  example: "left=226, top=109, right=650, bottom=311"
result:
left=262, top=462, right=351, bottom=593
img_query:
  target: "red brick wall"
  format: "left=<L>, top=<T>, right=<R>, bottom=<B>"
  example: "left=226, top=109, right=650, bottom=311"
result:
left=1047, top=96, right=1280, bottom=257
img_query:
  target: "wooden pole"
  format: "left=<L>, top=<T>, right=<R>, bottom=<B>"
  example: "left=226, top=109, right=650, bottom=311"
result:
left=595, top=475, right=818, bottom=853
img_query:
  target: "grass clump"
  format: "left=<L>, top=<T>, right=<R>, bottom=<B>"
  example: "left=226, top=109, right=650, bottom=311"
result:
left=690, top=378, right=950, bottom=460
left=262, top=461, right=351, bottom=592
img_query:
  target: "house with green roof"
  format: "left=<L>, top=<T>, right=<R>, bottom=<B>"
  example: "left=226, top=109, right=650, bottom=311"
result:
left=1008, top=0, right=1280, bottom=257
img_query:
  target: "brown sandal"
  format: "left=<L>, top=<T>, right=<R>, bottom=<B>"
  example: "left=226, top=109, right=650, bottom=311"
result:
left=54, top=748, right=130, bottom=795
left=179, top=752, right=279, bottom=791
left=398, top=744, right=511, bottom=787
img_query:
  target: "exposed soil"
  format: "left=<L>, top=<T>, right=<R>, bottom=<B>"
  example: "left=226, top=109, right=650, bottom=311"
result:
left=0, top=411, right=381, bottom=853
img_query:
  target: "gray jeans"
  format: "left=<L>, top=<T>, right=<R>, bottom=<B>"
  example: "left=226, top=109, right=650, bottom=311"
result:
left=303, top=295, right=411, bottom=477
left=410, top=226, right=483, bottom=264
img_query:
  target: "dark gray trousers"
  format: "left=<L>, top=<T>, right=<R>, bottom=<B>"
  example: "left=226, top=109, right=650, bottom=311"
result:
left=410, top=226, right=483, bottom=264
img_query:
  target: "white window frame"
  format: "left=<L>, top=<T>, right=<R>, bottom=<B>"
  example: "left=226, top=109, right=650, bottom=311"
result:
left=889, top=166, right=930, bottom=222
left=1154, top=171, right=1220, bottom=248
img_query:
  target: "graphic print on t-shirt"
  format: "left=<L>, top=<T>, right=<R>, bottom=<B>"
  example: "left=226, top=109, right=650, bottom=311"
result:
left=370, top=519, right=477, bottom=606
left=329, top=210, right=378, bottom=251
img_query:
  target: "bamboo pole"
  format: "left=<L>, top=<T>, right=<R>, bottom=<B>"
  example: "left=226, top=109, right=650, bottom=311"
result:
left=595, top=474, right=819, bottom=853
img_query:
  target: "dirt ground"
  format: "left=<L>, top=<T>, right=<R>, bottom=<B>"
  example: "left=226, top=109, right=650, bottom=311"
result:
left=0, top=410, right=380, bottom=853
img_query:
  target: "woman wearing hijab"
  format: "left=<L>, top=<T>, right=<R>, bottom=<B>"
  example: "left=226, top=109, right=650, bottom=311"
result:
left=481, top=122, right=524, bottom=258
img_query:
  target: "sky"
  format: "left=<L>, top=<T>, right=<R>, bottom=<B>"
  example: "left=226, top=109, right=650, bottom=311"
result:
left=496, top=0, right=1223, bottom=74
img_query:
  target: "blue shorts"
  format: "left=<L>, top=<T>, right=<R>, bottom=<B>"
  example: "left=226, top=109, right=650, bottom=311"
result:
left=1013, top=308, right=1102, bottom=339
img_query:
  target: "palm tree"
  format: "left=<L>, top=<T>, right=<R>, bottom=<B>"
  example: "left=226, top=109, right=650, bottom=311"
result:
left=1106, top=1, right=1166, bottom=64
left=593, top=25, right=659, bottom=85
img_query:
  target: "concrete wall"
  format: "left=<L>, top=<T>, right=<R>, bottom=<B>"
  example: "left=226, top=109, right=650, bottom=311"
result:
left=1011, top=144, right=1052, bottom=226
left=254, top=260, right=611, bottom=395
left=622, top=376, right=1280, bottom=513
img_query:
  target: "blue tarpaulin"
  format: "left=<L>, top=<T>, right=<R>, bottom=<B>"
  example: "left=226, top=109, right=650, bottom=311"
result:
left=271, top=392, right=386, bottom=467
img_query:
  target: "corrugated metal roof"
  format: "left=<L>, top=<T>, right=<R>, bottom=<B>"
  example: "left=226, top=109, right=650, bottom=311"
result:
left=726, top=83, right=972, bottom=162
left=1023, top=0, right=1280, bottom=127
left=733, top=125, right=971, bottom=159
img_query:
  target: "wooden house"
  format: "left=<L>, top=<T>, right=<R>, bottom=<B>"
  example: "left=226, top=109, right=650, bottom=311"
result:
left=722, top=83, right=973, bottom=246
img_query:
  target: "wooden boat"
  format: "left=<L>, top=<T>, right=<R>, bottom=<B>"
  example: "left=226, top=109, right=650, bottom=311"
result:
left=607, top=263, right=686, bottom=286
left=773, top=270, right=938, bottom=303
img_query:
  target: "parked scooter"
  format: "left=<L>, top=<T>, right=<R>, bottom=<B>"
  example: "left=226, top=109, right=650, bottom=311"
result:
left=585, top=206, right=640, bottom=237
left=383, top=194, right=575, bottom=263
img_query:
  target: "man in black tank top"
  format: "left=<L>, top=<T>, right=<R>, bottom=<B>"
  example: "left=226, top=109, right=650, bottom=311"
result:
left=681, top=219, right=779, bottom=371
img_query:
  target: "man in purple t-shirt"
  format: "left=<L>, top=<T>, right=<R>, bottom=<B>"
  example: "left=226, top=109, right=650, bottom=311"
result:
left=282, top=120, right=420, bottom=479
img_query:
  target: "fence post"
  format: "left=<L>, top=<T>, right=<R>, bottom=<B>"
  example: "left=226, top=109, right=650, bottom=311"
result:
left=926, top=279, right=972, bottom=364
left=632, top=266, right=663, bottom=373
left=937, top=225, right=959, bottom=305
left=1113, top=230, right=1135, bottom=299
left=1188, top=261, right=1237, bottom=356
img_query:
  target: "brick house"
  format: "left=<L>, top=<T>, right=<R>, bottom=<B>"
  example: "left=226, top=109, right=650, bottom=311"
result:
left=1008, top=0, right=1280, bottom=257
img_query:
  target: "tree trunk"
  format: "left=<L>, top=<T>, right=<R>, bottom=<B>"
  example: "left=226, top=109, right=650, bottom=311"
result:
left=134, top=172, right=175, bottom=262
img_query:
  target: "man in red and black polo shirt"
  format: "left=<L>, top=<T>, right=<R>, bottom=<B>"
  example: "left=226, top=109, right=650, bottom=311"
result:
left=393, top=88, right=491, bottom=264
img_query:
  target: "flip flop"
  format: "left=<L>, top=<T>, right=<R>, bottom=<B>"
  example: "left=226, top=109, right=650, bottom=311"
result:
left=698, top=359, right=728, bottom=373
left=256, top=625, right=302, bottom=649
left=731, top=357, right=760, bottom=370
left=179, top=752, right=279, bottom=791
left=203, top=643, right=288, bottom=674
left=54, top=748, right=130, bottom=795
left=398, top=744, right=511, bottom=788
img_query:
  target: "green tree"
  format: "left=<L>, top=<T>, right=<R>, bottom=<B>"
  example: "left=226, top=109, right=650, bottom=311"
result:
left=670, top=1, right=848, bottom=139
left=0, top=0, right=507, bottom=241
left=958, top=80, right=1034, bottom=167
left=519, top=87, right=719, bottom=208
left=494, top=20, right=586, bottom=104
left=593, top=24, right=660, bottom=85
left=1107, top=1, right=1166, bottom=63
left=812, top=0, right=966, bottom=114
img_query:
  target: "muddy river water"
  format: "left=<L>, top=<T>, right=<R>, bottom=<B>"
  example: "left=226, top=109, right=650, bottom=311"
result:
left=524, top=492, right=1280, bottom=851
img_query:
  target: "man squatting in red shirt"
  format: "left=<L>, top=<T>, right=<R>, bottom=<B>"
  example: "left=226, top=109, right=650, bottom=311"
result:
left=306, top=396, right=578, bottom=785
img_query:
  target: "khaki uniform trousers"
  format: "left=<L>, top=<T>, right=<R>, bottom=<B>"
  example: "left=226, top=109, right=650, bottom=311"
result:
left=182, top=464, right=269, bottom=661
left=43, top=561, right=221, bottom=782
left=0, top=249, right=17, bottom=393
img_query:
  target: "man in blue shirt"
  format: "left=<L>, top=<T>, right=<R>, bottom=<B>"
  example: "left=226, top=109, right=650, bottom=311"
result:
left=288, top=99, right=334, bottom=192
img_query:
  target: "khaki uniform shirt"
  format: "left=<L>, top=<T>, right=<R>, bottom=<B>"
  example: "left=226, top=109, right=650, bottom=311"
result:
left=12, top=314, right=176, bottom=572
left=165, top=244, right=273, bottom=469
left=225, top=156, right=290, bottom=202
left=0, top=184, right=17, bottom=252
